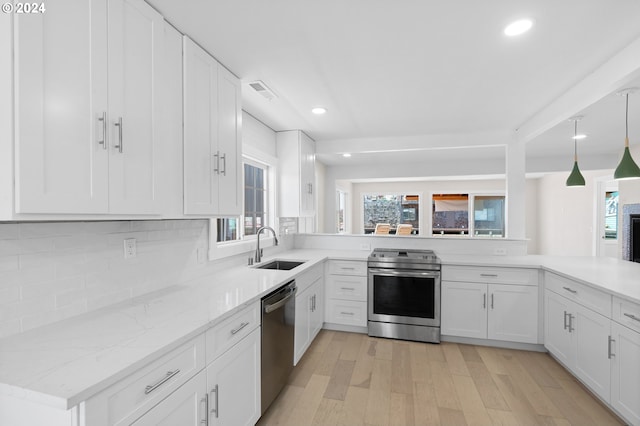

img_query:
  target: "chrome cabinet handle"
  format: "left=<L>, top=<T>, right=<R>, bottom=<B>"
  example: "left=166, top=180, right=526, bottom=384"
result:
left=213, top=151, right=220, bottom=174
left=483, top=293, right=486, bottom=309
left=608, top=335, right=615, bottom=359
left=98, top=112, right=107, bottom=149
left=491, top=293, right=494, bottom=309
left=114, top=117, right=123, bottom=153
left=210, top=385, right=219, bottom=418
left=144, top=369, right=180, bottom=394
left=220, top=153, right=226, bottom=176
left=568, top=314, right=575, bottom=333
left=340, top=267, right=356, bottom=270
left=562, top=286, right=577, bottom=294
left=563, top=311, right=569, bottom=330
left=480, top=273, right=498, bottom=278
left=624, top=313, right=640, bottom=322
left=340, top=311, right=355, bottom=316
left=200, top=393, right=208, bottom=425
left=230, top=322, right=249, bottom=335
left=308, top=183, right=313, bottom=194
left=340, top=287, right=355, bottom=291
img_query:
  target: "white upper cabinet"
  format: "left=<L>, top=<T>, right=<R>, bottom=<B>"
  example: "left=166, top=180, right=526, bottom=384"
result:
left=183, top=37, right=241, bottom=217
left=13, top=0, right=167, bottom=217
left=276, top=130, right=316, bottom=218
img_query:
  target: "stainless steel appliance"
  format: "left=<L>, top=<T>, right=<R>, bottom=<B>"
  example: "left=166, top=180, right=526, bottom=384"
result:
left=367, top=248, right=441, bottom=343
left=261, top=281, right=296, bottom=414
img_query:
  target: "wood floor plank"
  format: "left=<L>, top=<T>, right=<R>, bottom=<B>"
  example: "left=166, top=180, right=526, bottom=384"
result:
left=339, top=332, right=365, bottom=361
left=442, top=342, right=471, bottom=376
left=465, top=361, right=510, bottom=411
left=311, top=397, right=343, bottom=426
left=493, top=373, right=541, bottom=426
left=452, top=374, right=493, bottom=426
left=315, top=339, right=343, bottom=376
left=541, top=383, right=599, bottom=426
left=391, top=341, right=413, bottom=395
left=519, top=351, right=561, bottom=389
left=337, top=386, right=368, bottom=426
left=458, top=344, right=483, bottom=363
left=390, top=392, right=416, bottom=426
left=288, top=349, right=322, bottom=387
left=476, top=346, right=509, bottom=375
left=364, top=358, right=392, bottom=425
left=408, top=341, right=431, bottom=384
left=324, top=359, right=356, bottom=401
left=425, top=341, right=446, bottom=362
left=309, top=330, right=335, bottom=354
left=350, top=337, right=376, bottom=388
left=438, top=407, right=468, bottom=426
left=374, top=337, right=393, bottom=360
left=430, top=359, right=462, bottom=410
left=486, top=408, right=522, bottom=426
left=555, top=378, right=624, bottom=425
left=413, top=381, right=440, bottom=425
left=285, top=374, right=331, bottom=426
left=533, top=352, right=575, bottom=382
left=331, top=331, right=349, bottom=342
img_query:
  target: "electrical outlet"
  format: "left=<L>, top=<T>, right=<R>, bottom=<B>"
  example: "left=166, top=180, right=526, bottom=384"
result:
left=359, top=243, right=371, bottom=251
left=493, top=248, right=507, bottom=256
left=124, top=238, right=136, bottom=259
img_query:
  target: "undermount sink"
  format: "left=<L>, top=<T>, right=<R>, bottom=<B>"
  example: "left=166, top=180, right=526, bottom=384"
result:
left=255, top=260, right=305, bottom=270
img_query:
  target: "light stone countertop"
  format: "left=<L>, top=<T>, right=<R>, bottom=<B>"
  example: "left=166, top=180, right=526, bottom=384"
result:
left=1, top=248, right=639, bottom=411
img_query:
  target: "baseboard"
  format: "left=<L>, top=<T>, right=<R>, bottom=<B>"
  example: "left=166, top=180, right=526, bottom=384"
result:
left=322, top=322, right=368, bottom=334
left=441, top=335, right=547, bottom=352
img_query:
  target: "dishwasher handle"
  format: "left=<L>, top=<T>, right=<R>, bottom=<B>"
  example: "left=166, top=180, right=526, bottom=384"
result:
left=264, top=285, right=297, bottom=314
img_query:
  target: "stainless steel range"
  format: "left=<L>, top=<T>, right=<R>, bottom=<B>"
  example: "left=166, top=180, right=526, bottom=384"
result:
left=367, top=248, right=441, bottom=343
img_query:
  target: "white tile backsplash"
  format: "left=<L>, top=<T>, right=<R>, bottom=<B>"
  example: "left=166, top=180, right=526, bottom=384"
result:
left=0, top=219, right=211, bottom=338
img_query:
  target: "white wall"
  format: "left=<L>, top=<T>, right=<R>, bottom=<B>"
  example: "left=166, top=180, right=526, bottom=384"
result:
left=0, top=12, right=13, bottom=219
left=0, top=220, right=214, bottom=339
left=242, top=111, right=276, bottom=158
left=536, top=169, right=613, bottom=256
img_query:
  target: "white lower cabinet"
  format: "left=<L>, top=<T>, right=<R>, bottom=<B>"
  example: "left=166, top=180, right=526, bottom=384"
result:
left=131, top=372, right=207, bottom=425
left=294, top=277, right=323, bottom=365
left=206, top=327, right=261, bottom=426
left=441, top=280, right=538, bottom=344
left=324, top=260, right=368, bottom=328
left=611, top=321, right=640, bottom=425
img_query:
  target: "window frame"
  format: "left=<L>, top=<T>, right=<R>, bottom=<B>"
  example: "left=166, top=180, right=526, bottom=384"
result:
left=360, top=191, right=423, bottom=235
left=429, top=190, right=506, bottom=238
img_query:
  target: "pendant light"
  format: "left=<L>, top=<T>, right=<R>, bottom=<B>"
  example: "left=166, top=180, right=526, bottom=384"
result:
left=614, top=90, right=640, bottom=180
left=566, top=116, right=586, bottom=186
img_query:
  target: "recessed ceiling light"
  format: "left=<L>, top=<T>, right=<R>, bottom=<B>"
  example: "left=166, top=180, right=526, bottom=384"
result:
left=504, top=19, right=533, bottom=36
left=572, top=134, right=587, bottom=140
left=311, top=107, right=327, bottom=115
left=343, top=153, right=351, bottom=158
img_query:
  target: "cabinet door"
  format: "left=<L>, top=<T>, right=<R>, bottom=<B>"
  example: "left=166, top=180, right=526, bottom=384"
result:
left=130, top=372, right=207, bottom=426
left=299, top=132, right=315, bottom=216
left=544, top=290, right=575, bottom=367
left=294, top=286, right=312, bottom=365
left=107, top=0, right=163, bottom=214
left=610, top=322, right=640, bottom=425
left=207, top=327, right=261, bottom=426
left=14, top=0, right=109, bottom=214
left=573, top=306, right=611, bottom=402
left=183, top=37, right=218, bottom=215
left=216, top=65, right=242, bottom=217
left=488, top=284, right=538, bottom=344
left=441, top=281, right=487, bottom=339
left=310, top=280, right=324, bottom=341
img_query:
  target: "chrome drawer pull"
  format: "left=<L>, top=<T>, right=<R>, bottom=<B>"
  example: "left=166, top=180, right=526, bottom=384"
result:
left=341, top=267, right=356, bottom=270
left=340, top=287, right=355, bottom=291
left=145, top=369, right=180, bottom=394
left=211, top=384, right=219, bottom=418
left=491, top=293, right=494, bottom=309
left=563, top=311, right=569, bottom=330
left=608, top=335, right=615, bottom=359
left=480, top=273, right=498, bottom=277
left=483, top=293, right=486, bottom=309
left=568, top=314, right=575, bottom=333
left=114, top=117, right=123, bottom=153
left=624, top=313, right=640, bottom=322
left=340, top=311, right=355, bottom=316
left=200, top=393, right=208, bottom=425
left=562, top=286, right=577, bottom=294
left=230, top=322, right=249, bottom=335
left=98, top=112, right=107, bottom=149
left=213, top=151, right=220, bottom=174
left=220, top=153, right=226, bottom=176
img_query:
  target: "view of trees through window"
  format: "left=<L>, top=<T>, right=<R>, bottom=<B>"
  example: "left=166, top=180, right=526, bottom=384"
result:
left=432, top=193, right=505, bottom=237
left=363, top=194, right=419, bottom=234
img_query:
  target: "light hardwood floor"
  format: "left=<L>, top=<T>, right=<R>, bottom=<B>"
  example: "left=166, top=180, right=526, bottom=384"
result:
left=257, top=330, right=625, bottom=426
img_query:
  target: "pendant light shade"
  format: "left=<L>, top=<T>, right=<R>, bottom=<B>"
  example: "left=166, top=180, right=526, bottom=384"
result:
left=566, top=117, right=586, bottom=187
left=614, top=92, right=640, bottom=180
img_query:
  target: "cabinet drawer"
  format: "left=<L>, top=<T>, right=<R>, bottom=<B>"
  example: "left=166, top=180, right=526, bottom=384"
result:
left=545, top=272, right=611, bottom=317
left=85, top=334, right=206, bottom=426
left=613, top=296, right=640, bottom=333
left=327, top=300, right=367, bottom=327
left=328, top=260, right=367, bottom=276
left=206, top=302, right=260, bottom=363
left=442, top=265, right=538, bottom=286
left=326, top=275, right=367, bottom=302
left=295, top=263, right=324, bottom=293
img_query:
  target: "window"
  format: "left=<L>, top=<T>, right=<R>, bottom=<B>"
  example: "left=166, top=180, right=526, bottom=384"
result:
left=363, top=194, right=420, bottom=234
left=432, top=193, right=505, bottom=237
left=336, top=190, right=346, bottom=233
left=217, top=160, right=269, bottom=243
left=604, top=191, right=618, bottom=239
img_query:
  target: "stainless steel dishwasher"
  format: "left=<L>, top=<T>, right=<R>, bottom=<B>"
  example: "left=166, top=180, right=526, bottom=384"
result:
left=261, top=280, right=296, bottom=414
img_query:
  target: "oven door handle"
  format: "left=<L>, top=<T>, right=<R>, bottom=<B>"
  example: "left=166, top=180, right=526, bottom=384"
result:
left=368, top=268, right=440, bottom=278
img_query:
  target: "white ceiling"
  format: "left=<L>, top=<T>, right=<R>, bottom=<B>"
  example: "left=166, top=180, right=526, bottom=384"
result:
left=148, top=0, right=640, bottom=168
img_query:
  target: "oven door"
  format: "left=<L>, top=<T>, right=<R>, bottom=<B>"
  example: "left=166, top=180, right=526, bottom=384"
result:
left=368, top=268, right=440, bottom=327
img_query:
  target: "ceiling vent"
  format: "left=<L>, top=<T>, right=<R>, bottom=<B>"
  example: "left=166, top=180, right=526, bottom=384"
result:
left=248, top=80, right=277, bottom=101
